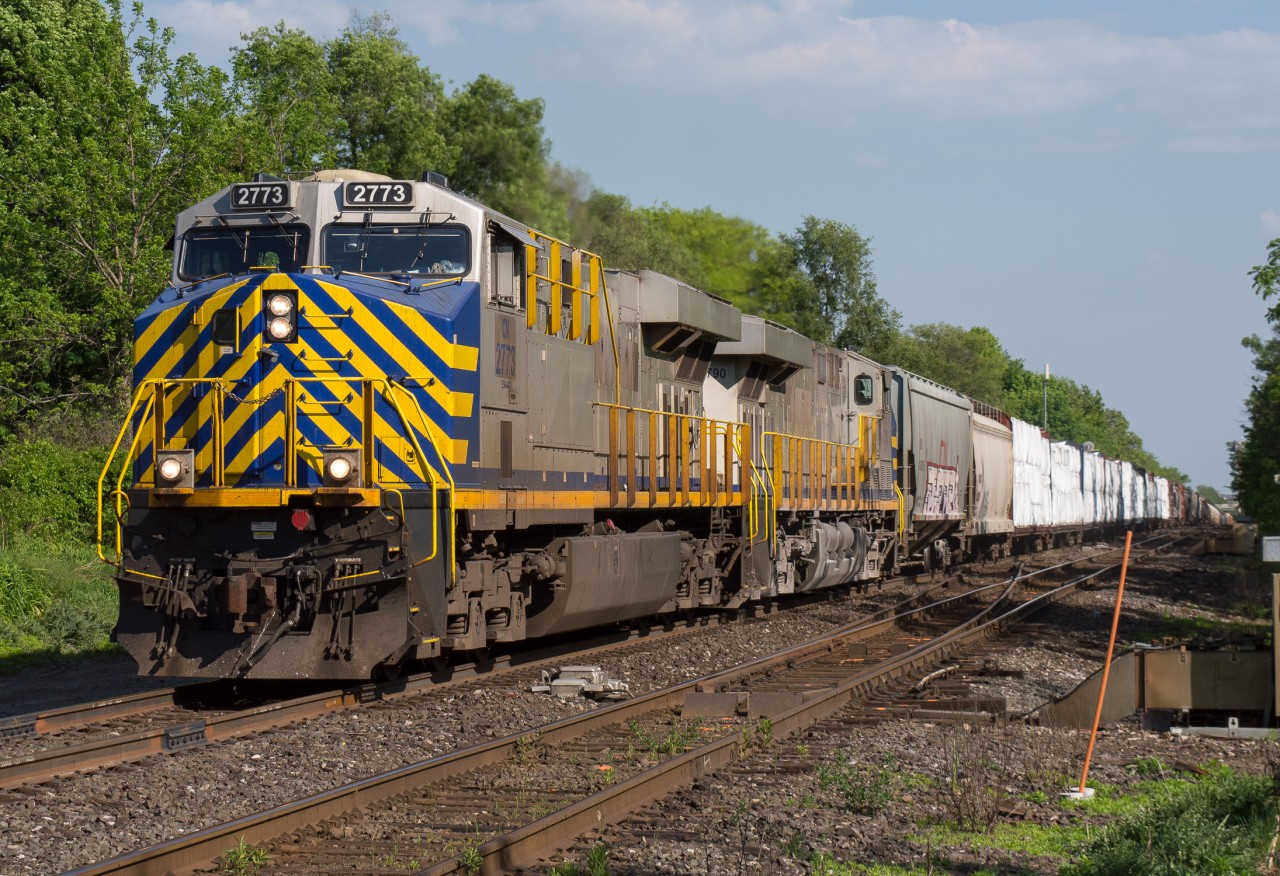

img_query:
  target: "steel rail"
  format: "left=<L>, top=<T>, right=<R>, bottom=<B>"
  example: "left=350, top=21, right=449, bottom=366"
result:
left=431, top=542, right=1180, bottom=875
left=63, top=568, right=1042, bottom=876
left=3, top=573, right=926, bottom=791
left=64, top=532, right=1183, bottom=873
left=0, top=688, right=184, bottom=740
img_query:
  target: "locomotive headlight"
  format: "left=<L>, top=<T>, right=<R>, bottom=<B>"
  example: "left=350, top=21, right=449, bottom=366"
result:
left=155, top=449, right=194, bottom=489
left=322, top=449, right=360, bottom=487
left=158, top=457, right=184, bottom=482
left=267, top=316, right=293, bottom=340
left=329, top=457, right=352, bottom=481
left=267, top=294, right=293, bottom=317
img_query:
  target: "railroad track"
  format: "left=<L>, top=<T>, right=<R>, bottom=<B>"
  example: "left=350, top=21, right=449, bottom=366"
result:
left=66, top=532, right=1184, bottom=875
left=0, top=574, right=911, bottom=791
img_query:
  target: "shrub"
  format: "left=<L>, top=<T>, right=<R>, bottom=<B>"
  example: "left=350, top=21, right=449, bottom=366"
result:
left=0, top=438, right=110, bottom=544
left=1063, top=766, right=1276, bottom=876
left=817, top=752, right=900, bottom=815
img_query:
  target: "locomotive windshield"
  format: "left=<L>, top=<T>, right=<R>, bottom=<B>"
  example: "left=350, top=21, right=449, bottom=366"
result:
left=179, top=225, right=310, bottom=279
left=323, top=225, right=470, bottom=276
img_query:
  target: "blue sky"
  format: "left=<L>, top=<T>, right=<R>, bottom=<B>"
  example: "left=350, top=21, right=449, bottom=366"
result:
left=148, top=0, right=1280, bottom=491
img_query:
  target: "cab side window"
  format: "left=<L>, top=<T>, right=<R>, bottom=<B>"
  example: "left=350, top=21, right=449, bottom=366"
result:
left=488, top=236, right=523, bottom=307
left=854, top=374, right=874, bottom=406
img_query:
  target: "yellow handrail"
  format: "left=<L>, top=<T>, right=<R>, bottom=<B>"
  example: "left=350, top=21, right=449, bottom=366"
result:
left=95, top=375, right=457, bottom=579
left=759, top=417, right=879, bottom=512
left=595, top=401, right=746, bottom=509
left=96, top=385, right=156, bottom=565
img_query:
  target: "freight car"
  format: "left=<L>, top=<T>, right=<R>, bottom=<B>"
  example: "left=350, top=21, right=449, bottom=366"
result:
left=98, top=170, right=1182, bottom=680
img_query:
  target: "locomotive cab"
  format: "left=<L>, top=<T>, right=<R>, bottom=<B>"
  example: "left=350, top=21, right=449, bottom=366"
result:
left=109, top=170, right=490, bottom=679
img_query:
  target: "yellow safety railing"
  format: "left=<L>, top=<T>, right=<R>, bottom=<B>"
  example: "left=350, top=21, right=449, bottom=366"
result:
left=736, top=427, right=770, bottom=544
left=596, top=402, right=749, bottom=509
left=525, top=230, right=603, bottom=344
left=760, top=415, right=880, bottom=513
left=96, top=376, right=455, bottom=574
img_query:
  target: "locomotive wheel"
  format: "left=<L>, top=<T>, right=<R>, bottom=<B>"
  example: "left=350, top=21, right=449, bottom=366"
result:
left=462, top=647, right=492, bottom=667
left=374, top=660, right=404, bottom=682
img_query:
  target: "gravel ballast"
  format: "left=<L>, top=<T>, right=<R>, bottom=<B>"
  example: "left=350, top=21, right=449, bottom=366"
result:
left=0, top=534, right=1268, bottom=874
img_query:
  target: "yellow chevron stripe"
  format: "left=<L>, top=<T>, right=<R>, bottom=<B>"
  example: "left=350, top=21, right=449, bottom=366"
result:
left=134, top=304, right=186, bottom=368
left=306, top=283, right=475, bottom=418
left=136, top=273, right=475, bottom=487
left=314, top=279, right=479, bottom=371
left=136, top=280, right=256, bottom=378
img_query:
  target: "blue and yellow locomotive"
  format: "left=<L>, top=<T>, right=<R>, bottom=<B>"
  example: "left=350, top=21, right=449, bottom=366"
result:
left=99, top=170, right=903, bottom=679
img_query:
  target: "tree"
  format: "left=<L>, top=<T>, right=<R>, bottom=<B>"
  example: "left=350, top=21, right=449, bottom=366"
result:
left=327, top=12, right=453, bottom=178
left=565, top=191, right=699, bottom=279
left=1250, top=238, right=1280, bottom=313
left=1233, top=322, right=1280, bottom=529
left=0, top=0, right=236, bottom=433
left=780, top=217, right=899, bottom=356
left=1196, top=484, right=1226, bottom=504
left=882, top=323, right=1009, bottom=405
left=641, top=206, right=780, bottom=303
left=1233, top=237, right=1280, bottom=529
left=232, top=22, right=337, bottom=175
left=443, top=74, right=551, bottom=223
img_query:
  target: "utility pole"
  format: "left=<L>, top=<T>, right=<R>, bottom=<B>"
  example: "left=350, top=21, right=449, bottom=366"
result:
left=1043, top=363, right=1050, bottom=431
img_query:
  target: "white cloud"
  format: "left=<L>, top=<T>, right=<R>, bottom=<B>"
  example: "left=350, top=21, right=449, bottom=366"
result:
left=1262, top=210, right=1280, bottom=238
left=152, top=0, right=1280, bottom=150
left=393, top=2, right=1280, bottom=135
left=159, top=0, right=350, bottom=60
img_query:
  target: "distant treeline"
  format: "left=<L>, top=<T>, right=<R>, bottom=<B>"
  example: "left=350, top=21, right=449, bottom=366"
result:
left=0, top=0, right=1185, bottom=482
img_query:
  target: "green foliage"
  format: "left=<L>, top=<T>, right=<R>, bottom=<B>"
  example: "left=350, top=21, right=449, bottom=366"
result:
left=327, top=12, right=453, bottom=179
left=565, top=189, right=699, bottom=278
left=0, top=434, right=121, bottom=660
left=220, top=838, right=269, bottom=875
left=1197, top=484, right=1227, bottom=504
left=457, top=837, right=484, bottom=874
left=0, top=0, right=236, bottom=432
left=231, top=22, right=337, bottom=174
left=1234, top=322, right=1280, bottom=530
left=1249, top=238, right=1280, bottom=311
left=1127, top=756, right=1168, bottom=776
left=915, top=820, right=1082, bottom=861
left=0, top=557, right=52, bottom=622
left=817, top=752, right=901, bottom=815
left=641, top=205, right=781, bottom=302
left=628, top=716, right=703, bottom=758
left=583, top=842, right=609, bottom=876
left=445, top=74, right=551, bottom=222
left=0, top=530, right=118, bottom=661
left=781, top=216, right=899, bottom=356
left=884, top=323, right=1009, bottom=404
left=1232, top=235, right=1280, bottom=527
left=0, top=439, right=108, bottom=542
left=1063, top=767, right=1276, bottom=876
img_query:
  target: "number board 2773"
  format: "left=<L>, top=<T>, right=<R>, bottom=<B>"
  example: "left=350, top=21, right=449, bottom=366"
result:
left=343, top=181, right=415, bottom=209
left=230, top=182, right=291, bottom=210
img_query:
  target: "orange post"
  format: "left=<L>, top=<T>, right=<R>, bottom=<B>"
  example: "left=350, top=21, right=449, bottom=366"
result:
left=1077, top=530, right=1133, bottom=795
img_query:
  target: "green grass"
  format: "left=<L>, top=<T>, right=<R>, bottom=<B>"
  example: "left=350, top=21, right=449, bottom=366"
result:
left=1133, top=610, right=1268, bottom=644
left=0, top=436, right=122, bottom=668
left=1063, top=766, right=1277, bottom=876
left=902, top=767, right=1277, bottom=876
left=915, top=820, right=1085, bottom=860
left=0, top=528, right=119, bottom=665
left=219, top=838, right=269, bottom=875
left=816, top=752, right=903, bottom=815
